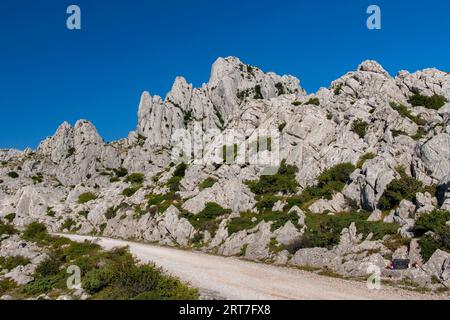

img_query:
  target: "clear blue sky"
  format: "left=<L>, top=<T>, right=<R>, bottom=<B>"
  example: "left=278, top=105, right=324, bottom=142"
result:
left=1, top=0, right=449, bottom=149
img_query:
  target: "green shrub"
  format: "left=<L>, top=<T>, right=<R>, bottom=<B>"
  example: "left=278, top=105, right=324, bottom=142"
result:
left=334, top=83, right=343, bottom=95
left=255, top=195, right=281, bottom=212
left=0, top=279, right=16, bottom=295
left=22, top=272, right=66, bottom=295
left=0, top=221, right=17, bottom=236
left=275, top=82, right=285, bottom=96
left=35, top=257, right=63, bottom=277
left=254, top=85, right=263, bottom=99
left=199, top=177, right=218, bottom=191
left=82, top=249, right=198, bottom=300
left=61, top=218, right=77, bottom=231
left=122, top=185, right=142, bottom=197
left=304, top=98, right=320, bottom=106
left=166, top=163, right=187, bottom=192
left=351, top=119, right=369, bottom=139
left=4, top=213, right=16, bottom=223
left=186, top=203, right=231, bottom=237
left=227, top=210, right=299, bottom=234
left=32, top=174, right=43, bottom=184
left=357, top=153, right=376, bottom=169
left=113, top=167, right=128, bottom=178
left=410, top=94, right=447, bottom=110
left=390, top=102, right=426, bottom=125
left=173, top=163, right=187, bottom=177
left=292, top=101, right=302, bottom=106
left=278, top=122, right=287, bottom=132
left=378, top=167, right=424, bottom=210
left=22, top=222, right=48, bottom=242
left=7, top=172, right=19, bottom=179
left=77, top=192, right=97, bottom=204
left=0, top=256, right=31, bottom=271
left=298, top=212, right=398, bottom=249
left=125, top=173, right=145, bottom=184
left=413, top=210, right=450, bottom=261
left=246, top=160, right=298, bottom=196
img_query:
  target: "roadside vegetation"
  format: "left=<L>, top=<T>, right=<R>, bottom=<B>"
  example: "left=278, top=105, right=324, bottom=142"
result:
left=0, top=222, right=198, bottom=300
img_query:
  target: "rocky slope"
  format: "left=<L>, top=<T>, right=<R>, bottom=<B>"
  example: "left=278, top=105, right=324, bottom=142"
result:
left=1, top=57, right=450, bottom=292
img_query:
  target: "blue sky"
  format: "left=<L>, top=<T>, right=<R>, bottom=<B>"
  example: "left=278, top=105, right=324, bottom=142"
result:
left=1, top=0, right=449, bottom=149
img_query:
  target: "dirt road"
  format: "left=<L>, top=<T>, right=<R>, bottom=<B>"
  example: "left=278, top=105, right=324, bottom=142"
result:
left=59, top=234, right=444, bottom=300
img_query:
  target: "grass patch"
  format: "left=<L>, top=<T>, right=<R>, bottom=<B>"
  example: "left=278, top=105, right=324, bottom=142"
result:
left=199, top=177, right=218, bottom=191
left=351, top=119, right=368, bottom=139
left=390, top=102, right=426, bottom=126
left=0, top=256, right=31, bottom=271
left=184, top=203, right=231, bottom=237
left=378, top=166, right=427, bottom=210
left=7, top=172, right=19, bottom=179
left=124, top=173, right=144, bottom=184
left=77, top=192, right=97, bottom=204
left=357, top=153, right=375, bottom=169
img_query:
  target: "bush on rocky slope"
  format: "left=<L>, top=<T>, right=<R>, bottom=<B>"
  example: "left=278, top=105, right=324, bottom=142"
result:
left=297, top=212, right=399, bottom=250
left=185, top=202, right=231, bottom=237
left=413, top=210, right=450, bottom=261
left=351, top=119, right=369, bottom=139
left=198, top=177, right=218, bottom=191
left=246, top=160, right=298, bottom=196
left=0, top=221, right=17, bottom=237
left=2, top=223, right=198, bottom=300
left=410, top=94, right=447, bottom=110
left=378, top=167, right=434, bottom=210
left=77, top=192, right=97, bottom=204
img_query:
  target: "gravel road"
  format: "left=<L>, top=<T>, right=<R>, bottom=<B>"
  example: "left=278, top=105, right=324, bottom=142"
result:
left=59, top=234, right=446, bottom=300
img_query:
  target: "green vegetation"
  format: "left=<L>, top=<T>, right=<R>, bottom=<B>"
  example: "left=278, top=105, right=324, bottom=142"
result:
left=390, top=102, right=426, bottom=126
left=275, top=82, right=285, bottom=96
left=7, top=171, right=19, bottom=179
left=32, top=173, right=43, bottom=184
left=291, top=101, right=302, bottom=106
left=351, top=119, right=369, bottom=139
left=113, top=167, right=128, bottom=178
left=146, top=193, right=180, bottom=215
left=278, top=122, right=287, bottom=132
left=378, top=167, right=427, bottom=210
left=357, top=153, right=376, bottom=169
left=246, top=160, right=298, bottom=196
left=0, top=256, right=31, bottom=271
left=304, top=97, right=320, bottom=106
left=122, top=185, right=142, bottom=197
left=125, top=173, right=145, bottom=184
left=334, top=83, right=343, bottom=95
left=67, top=147, right=76, bottom=157
left=254, top=85, right=263, bottom=99
left=296, top=212, right=399, bottom=250
left=184, top=203, right=231, bottom=237
left=4, top=213, right=16, bottom=223
left=1, top=223, right=198, bottom=300
left=199, top=177, right=218, bottom=191
left=77, top=192, right=97, bottom=204
left=166, top=163, right=187, bottom=192
left=61, top=218, right=78, bottom=232
left=409, top=94, right=447, bottom=110
left=0, top=221, right=18, bottom=237
left=105, top=203, right=130, bottom=220
left=413, top=210, right=450, bottom=261
left=228, top=210, right=299, bottom=234
left=294, top=163, right=356, bottom=206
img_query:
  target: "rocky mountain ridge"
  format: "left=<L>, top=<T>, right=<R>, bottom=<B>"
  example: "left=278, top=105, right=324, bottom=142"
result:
left=1, top=57, right=450, bottom=292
